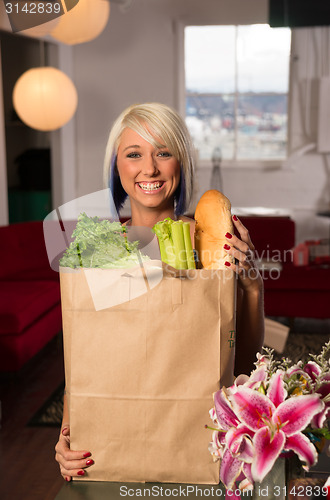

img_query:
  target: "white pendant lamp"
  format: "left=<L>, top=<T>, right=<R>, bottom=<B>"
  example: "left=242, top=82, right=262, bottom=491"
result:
left=50, top=0, right=110, bottom=45
left=13, top=67, right=78, bottom=131
left=21, top=18, right=59, bottom=39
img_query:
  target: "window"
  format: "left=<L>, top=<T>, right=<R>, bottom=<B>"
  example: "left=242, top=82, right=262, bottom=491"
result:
left=184, top=24, right=291, bottom=163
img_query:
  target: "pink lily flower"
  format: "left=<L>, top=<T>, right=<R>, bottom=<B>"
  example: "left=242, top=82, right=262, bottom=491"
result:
left=208, top=430, right=226, bottom=460
left=214, top=389, right=239, bottom=431
left=303, top=361, right=322, bottom=380
left=311, top=373, right=330, bottom=429
left=213, top=389, right=254, bottom=489
left=220, top=443, right=254, bottom=490
left=301, top=363, right=330, bottom=427
left=287, top=361, right=330, bottom=428
left=229, top=382, right=324, bottom=483
left=243, top=365, right=268, bottom=391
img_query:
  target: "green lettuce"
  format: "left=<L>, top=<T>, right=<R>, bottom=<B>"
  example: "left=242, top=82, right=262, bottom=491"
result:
left=59, top=212, right=149, bottom=269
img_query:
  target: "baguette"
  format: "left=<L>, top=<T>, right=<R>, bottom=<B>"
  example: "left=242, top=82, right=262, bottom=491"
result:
left=194, top=190, right=234, bottom=269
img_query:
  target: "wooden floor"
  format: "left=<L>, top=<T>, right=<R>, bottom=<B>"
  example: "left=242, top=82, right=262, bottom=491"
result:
left=0, top=335, right=65, bottom=500
left=0, top=322, right=329, bottom=500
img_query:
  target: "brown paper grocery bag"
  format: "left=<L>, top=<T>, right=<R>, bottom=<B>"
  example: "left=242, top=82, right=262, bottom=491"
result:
left=60, top=263, right=236, bottom=484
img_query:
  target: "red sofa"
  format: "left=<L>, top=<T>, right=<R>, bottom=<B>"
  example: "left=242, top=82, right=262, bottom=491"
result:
left=0, top=221, right=62, bottom=371
left=120, top=214, right=329, bottom=319
left=0, top=215, right=327, bottom=372
left=239, top=216, right=330, bottom=319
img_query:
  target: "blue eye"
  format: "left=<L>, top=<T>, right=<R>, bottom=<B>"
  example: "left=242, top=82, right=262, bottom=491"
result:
left=127, top=152, right=141, bottom=158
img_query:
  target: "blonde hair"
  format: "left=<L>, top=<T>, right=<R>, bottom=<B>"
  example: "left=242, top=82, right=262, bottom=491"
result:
left=103, top=102, right=195, bottom=215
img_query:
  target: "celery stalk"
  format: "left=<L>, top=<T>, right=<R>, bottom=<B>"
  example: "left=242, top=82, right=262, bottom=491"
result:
left=153, top=217, right=195, bottom=270
left=152, top=222, right=167, bottom=262
left=162, top=233, right=177, bottom=268
left=171, top=221, right=187, bottom=269
left=183, top=222, right=196, bottom=269
left=153, top=220, right=177, bottom=268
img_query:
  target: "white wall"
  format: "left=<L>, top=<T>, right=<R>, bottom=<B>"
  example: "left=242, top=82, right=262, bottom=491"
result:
left=72, top=0, right=330, bottom=242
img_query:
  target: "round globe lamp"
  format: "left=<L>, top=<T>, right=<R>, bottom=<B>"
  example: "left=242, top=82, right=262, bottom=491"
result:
left=21, top=17, right=59, bottom=38
left=50, top=0, right=110, bottom=45
left=13, top=67, right=78, bottom=131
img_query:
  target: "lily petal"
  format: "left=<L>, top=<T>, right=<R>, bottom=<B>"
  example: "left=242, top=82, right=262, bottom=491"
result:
left=286, top=362, right=303, bottom=377
left=226, top=424, right=254, bottom=454
left=303, top=361, right=322, bottom=381
left=212, top=430, right=226, bottom=448
left=230, top=387, right=276, bottom=432
left=251, top=427, right=286, bottom=483
left=246, top=365, right=268, bottom=389
left=311, top=408, right=327, bottom=430
left=242, top=462, right=253, bottom=484
left=317, top=378, right=330, bottom=401
left=220, top=448, right=244, bottom=490
left=285, top=432, right=318, bottom=468
left=234, top=374, right=250, bottom=387
left=239, top=477, right=254, bottom=492
left=267, top=370, right=287, bottom=407
left=237, top=436, right=254, bottom=464
left=214, top=389, right=239, bottom=431
left=209, top=408, right=218, bottom=424
left=255, top=353, right=271, bottom=368
left=275, top=394, right=324, bottom=436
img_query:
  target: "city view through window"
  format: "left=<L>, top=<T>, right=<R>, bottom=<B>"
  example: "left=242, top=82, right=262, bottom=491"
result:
left=184, top=25, right=291, bottom=161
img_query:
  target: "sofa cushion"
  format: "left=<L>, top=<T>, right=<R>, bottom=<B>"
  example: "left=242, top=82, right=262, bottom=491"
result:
left=0, top=280, right=60, bottom=335
left=10, top=267, right=59, bottom=283
left=263, top=265, right=330, bottom=291
left=239, top=216, right=295, bottom=262
left=0, top=221, right=56, bottom=281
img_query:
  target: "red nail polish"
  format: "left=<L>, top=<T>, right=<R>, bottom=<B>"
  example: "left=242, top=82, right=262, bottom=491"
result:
left=61, top=427, right=67, bottom=434
left=77, top=470, right=85, bottom=476
left=65, top=477, right=70, bottom=482
left=225, top=232, right=232, bottom=239
left=83, top=452, right=91, bottom=458
left=224, top=261, right=231, bottom=267
left=86, top=459, right=94, bottom=466
left=223, top=244, right=230, bottom=250
left=233, top=215, right=238, bottom=221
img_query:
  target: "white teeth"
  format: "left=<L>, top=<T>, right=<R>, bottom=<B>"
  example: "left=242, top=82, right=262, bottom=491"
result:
left=138, top=182, right=162, bottom=191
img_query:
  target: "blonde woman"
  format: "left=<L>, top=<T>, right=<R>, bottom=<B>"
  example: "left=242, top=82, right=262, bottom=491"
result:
left=55, top=102, right=264, bottom=481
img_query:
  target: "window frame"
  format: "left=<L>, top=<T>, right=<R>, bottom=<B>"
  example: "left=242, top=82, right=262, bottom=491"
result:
left=179, top=22, right=292, bottom=169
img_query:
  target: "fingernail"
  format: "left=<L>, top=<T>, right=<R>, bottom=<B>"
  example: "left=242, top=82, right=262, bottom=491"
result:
left=225, top=232, right=232, bottom=239
left=223, top=244, right=230, bottom=250
left=61, top=427, right=67, bottom=434
left=77, top=470, right=85, bottom=476
left=83, top=452, right=91, bottom=458
left=86, top=459, right=94, bottom=466
left=233, top=215, right=238, bottom=221
left=224, top=261, right=231, bottom=267
left=65, top=477, right=70, bottom=482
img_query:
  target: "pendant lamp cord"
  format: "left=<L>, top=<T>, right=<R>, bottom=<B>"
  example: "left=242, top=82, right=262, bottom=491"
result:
left=40, top=41, right=46, bottom=67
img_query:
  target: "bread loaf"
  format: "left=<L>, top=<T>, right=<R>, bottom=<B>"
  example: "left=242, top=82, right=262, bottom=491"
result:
left=194, top=190, right=234, bottom=269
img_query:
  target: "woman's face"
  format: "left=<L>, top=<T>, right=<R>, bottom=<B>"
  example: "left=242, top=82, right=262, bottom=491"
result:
left=116, top=127, right=181, bottom=213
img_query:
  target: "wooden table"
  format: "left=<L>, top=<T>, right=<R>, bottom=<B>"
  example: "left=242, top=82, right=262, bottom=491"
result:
left=55, top=482, right=226, bottom=499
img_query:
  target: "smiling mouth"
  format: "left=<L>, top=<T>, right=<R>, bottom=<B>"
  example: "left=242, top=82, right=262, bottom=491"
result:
left=137, top=181, right=164, bottom=192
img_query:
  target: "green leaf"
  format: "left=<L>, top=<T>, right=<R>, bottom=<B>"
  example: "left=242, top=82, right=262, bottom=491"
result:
left=59, top=213, right=149, bottom=269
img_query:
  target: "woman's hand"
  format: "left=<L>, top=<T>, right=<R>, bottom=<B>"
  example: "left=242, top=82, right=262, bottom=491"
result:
left=55, top=425, right=94, bottom=481
left=223, top=215, right=263, bottom=294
